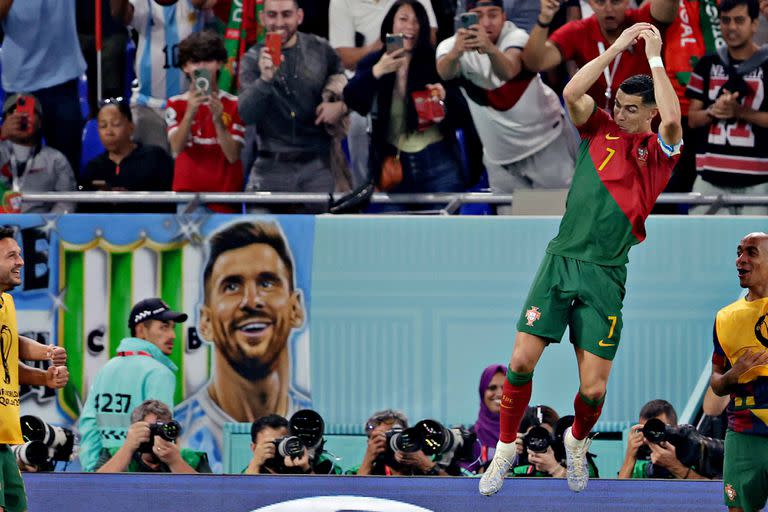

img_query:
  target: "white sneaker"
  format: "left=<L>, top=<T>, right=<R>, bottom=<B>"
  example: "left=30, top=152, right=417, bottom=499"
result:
left=563, top=427, right=591, bottom=492
left=478, top=442, right=515, bottom=496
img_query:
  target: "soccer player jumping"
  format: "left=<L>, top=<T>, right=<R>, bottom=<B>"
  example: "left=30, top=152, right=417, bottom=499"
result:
left=479, top=23, right=682, bottom=495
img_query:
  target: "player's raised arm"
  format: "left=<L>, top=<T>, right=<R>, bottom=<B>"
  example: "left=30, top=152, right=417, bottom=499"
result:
left=563, top=23, right=653, bottom=126
left=640, top=26, right=682, bottom=147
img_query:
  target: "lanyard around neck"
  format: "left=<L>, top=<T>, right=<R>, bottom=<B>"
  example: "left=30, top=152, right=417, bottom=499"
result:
left=597, top=41, right=623, bottom=109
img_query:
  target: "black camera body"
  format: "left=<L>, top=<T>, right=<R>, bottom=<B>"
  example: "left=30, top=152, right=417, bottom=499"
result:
left=641, top=418, right=724, bottom=479
left=138, top=420, right=181, bottom=453
left=14, top=415, right=76, bottom=471
left=264, top=410, right=330, bottom=474
left=379, top=419, right=478, bottom=471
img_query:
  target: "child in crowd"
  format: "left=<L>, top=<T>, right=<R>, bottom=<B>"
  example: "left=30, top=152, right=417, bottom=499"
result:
left=167, top=31, right=245, bottom=213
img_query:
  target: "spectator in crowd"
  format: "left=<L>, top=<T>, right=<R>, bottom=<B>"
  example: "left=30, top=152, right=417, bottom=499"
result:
left=686, top=0, right=768, bottom=215
left=522, top=0, right=678, bottom=111
left=619, top=399, right=709, bottom=479
left=461, top=364, right=505, bottom=475
left=344, top=0, right=466, bottom=209
left=0, top=94, right=77, bottom=214
left=174, top=220, right=310, bottom=473
left=329, top=0, right=438, bottom=188
left=110, top=0, right=214, bottom=153
left=78, top=297, right=187, bottom=472
left=167, top=30, right=245, bottom=214
left=243, top=414, right=338, bottom=474
left=96, top=400, right=211, bottom=473
left=81, top=99, right=175, bottom=213
left=349, top=409, right=449, bottom=476
left=711, top=231, right=768, bottom=512
left=77, top=0, right=129, bottom=118
left=238, top=0, right=347, bottom=212
left=437, top=0, right=575, bottom=210
left=0, top=0, right=86, bottom=173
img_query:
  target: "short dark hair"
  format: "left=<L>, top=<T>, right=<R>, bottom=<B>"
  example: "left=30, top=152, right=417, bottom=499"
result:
left=0, top=227, right=15, bottom=241
left=251, top=414, right=288, bottom=442
left=202, top=221, right=296, bottom=301
left=639, top=399, right=678, bottom=425
left=178, top=31, right=227, bottom=69
left=264, top=0, right=300, bottom=8
left=719, top=0, right=759, bottom=19
left=98, top=101, right=132, bottom=123
left=619, top=74, right=656, bottom=106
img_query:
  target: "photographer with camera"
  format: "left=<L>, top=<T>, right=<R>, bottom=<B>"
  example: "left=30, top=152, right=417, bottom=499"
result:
left=349, top=410, right=449, bottom=476
left=244, top=411, right=340, bottom=475
left=245, top=414, right=312, bottom=475
left=96, top=400, right=210, bottom=473
left=619, top=399, right=716, bottom=480
left=512, top=405, right=567, bottom=478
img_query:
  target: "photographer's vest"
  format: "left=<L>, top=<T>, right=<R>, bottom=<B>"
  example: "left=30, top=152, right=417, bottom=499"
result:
left=0, top=294, right=22, bottom=444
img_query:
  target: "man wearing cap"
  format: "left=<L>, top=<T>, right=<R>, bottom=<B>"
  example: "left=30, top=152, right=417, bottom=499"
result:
left=0, top=94, right=77, bottom=214
left=436, top=0, right=575, bottom=210
left=78, top=297, right=188, bottom=472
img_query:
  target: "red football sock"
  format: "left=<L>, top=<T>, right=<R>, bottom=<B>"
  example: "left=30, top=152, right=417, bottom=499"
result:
left=499, top=368, right=533, bottom=443
left=571, top=391, right=605, bottom=440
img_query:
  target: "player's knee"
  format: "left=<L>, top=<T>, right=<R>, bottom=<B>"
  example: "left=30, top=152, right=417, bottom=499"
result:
left=579, top=383, right=607, bottom=402
left=509, top=353, right=536, bottom=374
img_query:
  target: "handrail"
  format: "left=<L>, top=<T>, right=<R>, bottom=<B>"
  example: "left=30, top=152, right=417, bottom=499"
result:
left=19, top=191, right=768, bottom=212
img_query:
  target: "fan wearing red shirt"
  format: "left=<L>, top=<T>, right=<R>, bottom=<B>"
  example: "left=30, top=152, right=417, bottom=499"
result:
left=522, top=0, right=678, bottom=110
left=167, top=31, right=245, bottom=213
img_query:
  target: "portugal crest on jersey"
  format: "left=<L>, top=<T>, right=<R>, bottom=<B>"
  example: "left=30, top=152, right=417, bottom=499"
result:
left=525, top=306, right=541, bottom=326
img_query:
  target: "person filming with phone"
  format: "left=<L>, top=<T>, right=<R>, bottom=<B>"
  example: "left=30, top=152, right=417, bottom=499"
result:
left=343, top=0, right=466, bottom=211
left=0, top=93, right=76, bottom=213
left=166, top=30, right=245, bottom=214
left=238, top=0, right=348, bottom=213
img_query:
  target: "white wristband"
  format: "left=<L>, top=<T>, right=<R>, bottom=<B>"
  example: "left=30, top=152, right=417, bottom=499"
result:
left=648, top=56, right=664, bottom=69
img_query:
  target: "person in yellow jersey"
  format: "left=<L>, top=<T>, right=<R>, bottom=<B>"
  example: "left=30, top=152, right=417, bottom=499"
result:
left=712, top=232, right=768, bottom=512
left=0, top=226, right=68, bottom=512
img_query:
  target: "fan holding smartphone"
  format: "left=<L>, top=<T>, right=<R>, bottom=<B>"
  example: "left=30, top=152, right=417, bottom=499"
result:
left=0, top=94, right=77, bottom=213
left=343, top=0, right=465, bottom=209
left=166, top=31, right=245, bottom=213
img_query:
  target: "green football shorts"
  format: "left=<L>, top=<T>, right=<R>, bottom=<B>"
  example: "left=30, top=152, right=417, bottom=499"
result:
left=0, top=445, right=27, bottom=512
left=516, top=252, right=627, bottom=361
left=723, top=430, right=768, bottom=512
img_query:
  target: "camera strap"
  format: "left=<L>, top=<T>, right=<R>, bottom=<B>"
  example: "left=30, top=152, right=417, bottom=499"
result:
left=117, top=350, right=152, bottom=357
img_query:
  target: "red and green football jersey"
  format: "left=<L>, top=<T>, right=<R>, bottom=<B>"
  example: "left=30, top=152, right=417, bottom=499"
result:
left=547, top=108, right=681, bottom=266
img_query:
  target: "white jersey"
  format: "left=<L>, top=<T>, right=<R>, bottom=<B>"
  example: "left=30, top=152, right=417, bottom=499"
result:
left=129, top=0, right=204, bottom=109
left=436, top=21, right=564, bottom=165
left=329, top=0, right=438, bottom=50
left=174, top=385, right=311, bottom=474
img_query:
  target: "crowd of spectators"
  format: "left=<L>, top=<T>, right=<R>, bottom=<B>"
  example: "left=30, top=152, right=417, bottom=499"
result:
left=0, top=0, right=766, bottom=214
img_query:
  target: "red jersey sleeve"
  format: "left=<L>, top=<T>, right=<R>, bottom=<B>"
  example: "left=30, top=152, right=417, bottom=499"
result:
left=548, top=18, right=585, bottom=62
left=224, top=97, right=245, bottom=144
left=165, top=97, right=186, bottom=134
left=630, top=3, right=654, bottom=23
left=712, top=320, right=729, bottom=368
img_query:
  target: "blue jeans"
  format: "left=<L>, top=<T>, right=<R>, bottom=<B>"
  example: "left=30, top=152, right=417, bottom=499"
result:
left=371, top=138, right=464, bottom=213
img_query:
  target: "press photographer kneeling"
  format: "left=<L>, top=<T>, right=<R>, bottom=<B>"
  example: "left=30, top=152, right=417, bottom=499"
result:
left=245, top=410, right=339, bottom=475
left=513, top=406, right=599, bottom=478
left=96, top=400, right=211, bottom=473
left=618, top=399, right=723, bottom=479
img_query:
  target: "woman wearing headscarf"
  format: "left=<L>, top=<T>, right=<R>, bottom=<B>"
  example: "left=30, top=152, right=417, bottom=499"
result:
left=462, top=364, right=506, bottom=474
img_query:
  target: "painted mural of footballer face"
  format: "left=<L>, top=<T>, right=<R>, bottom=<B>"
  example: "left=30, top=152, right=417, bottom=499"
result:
left=199, top=222, right=304, bottom=380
